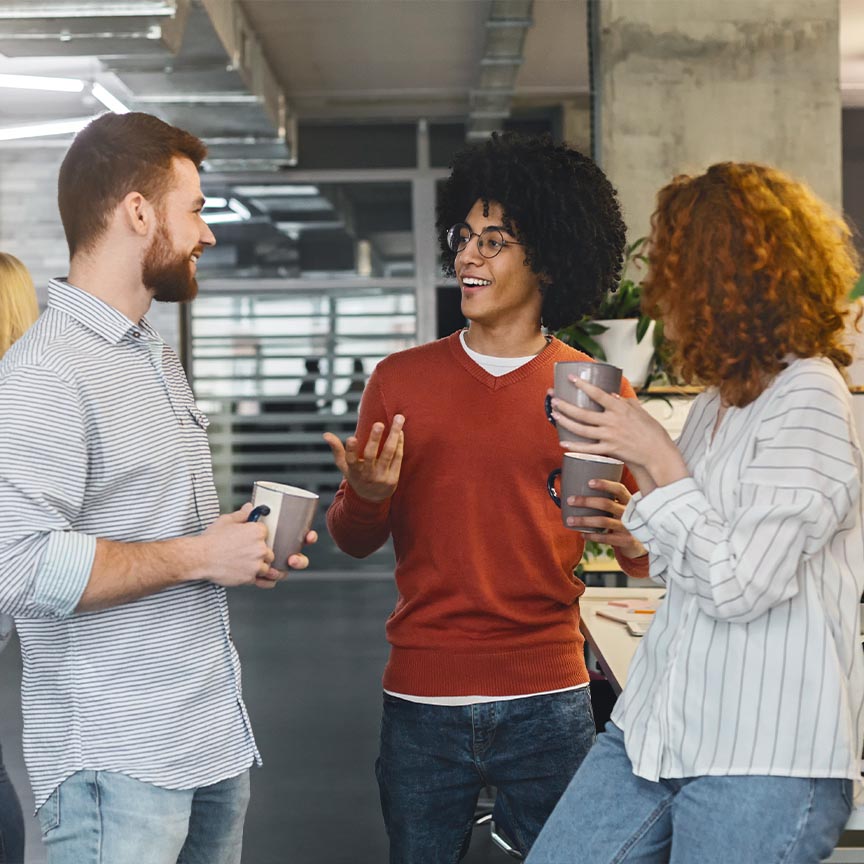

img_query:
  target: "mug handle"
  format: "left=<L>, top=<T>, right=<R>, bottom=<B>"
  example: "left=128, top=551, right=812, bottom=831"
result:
left=547, top=468, right=562, bottom=509
left=247, top=505, right=271, bottom=522
left=544, top=393, right=556, bottom=426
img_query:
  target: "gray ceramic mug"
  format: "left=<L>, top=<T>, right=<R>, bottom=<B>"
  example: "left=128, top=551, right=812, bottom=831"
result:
left=545, top=361, right=623, bottom=444
left=249, top=481, right=319, bottom=569
left=547, top=452, right=624, bottom=532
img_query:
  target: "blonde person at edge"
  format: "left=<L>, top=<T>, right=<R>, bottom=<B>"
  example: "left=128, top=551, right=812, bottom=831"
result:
left=0, top=251, right=39, bottom=864
left=0, top=113, right=316, bottom=864
left=527, top=163, right=864, bottom=864
left=325, top=132, right=650, bottom=863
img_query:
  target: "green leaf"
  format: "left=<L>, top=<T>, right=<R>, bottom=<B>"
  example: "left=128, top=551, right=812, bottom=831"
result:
left=635, top=315, right=651, bottom=343
left=583, top=321, right=609, bottom=335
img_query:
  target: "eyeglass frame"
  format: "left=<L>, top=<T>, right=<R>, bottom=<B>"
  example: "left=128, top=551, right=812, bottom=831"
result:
left=446, top=222, right=525, bottom=259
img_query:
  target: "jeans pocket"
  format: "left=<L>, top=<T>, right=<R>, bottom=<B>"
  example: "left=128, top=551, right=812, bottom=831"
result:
left=36, top=787, right=60, bottom=837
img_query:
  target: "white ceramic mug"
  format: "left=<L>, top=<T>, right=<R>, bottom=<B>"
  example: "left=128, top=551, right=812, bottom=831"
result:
left=248, top=481, right=319, bottom=570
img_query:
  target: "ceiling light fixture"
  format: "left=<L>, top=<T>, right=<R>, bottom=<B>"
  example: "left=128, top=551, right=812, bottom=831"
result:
left=0, top=3, right=176, bottom=18
left=0, top=116, right=96, bottom=142
left=233, top=185, right=320, bottom=197
left=201, top=197, right=252, bottom=225
left=0, top=73, right=85, bottom=92
left=91, top=82, right=130, bottom=114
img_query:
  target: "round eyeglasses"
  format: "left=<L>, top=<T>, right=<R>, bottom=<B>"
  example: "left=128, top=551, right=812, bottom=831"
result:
left=446, top=223, right=524, bottom=259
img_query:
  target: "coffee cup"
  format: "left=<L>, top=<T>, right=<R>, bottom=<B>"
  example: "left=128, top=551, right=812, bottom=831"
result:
left=247, top=481, right=319, bottom=569
left=544, top=361, right=622, bottom=444
left=547, top=452, right=624, bottom=532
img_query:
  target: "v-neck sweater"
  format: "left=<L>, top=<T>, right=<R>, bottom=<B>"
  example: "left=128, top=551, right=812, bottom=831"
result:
left=327, top=331, right=649, bottom=696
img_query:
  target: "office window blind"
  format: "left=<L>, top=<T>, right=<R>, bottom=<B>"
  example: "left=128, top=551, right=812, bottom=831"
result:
left=190, top=286, right=416, bottom=572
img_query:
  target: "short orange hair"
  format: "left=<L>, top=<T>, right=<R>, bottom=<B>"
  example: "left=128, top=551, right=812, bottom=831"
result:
left=642, top=162, right=860, bottom=407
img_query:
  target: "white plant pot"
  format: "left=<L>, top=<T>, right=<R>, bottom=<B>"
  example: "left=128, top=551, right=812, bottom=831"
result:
left=593, top=318, right=656, bottom=390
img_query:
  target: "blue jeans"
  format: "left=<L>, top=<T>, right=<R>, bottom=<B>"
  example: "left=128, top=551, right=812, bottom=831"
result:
left=527, top=723, right=854, bottom=864
left=0, top=740, right=24, bottom=864
left=376, top=688, right=596, bottom=863
left=36, top=769, right=250, bottom=864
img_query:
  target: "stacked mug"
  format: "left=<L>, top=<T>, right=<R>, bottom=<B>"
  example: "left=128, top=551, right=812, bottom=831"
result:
left=545, top=361, right=624, bottom=532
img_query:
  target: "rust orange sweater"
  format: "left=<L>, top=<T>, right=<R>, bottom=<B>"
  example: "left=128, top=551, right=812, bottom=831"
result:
left=327, top=332, right=649, bottom=696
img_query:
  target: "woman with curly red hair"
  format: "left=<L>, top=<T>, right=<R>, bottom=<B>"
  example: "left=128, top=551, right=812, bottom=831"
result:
left=527, top=163, right=864, bottom=864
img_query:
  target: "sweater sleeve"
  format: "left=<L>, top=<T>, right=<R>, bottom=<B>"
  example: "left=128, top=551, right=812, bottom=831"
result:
left=326, top=367, right=394, bottom=558
left=622, top=373, right=860, bottom=622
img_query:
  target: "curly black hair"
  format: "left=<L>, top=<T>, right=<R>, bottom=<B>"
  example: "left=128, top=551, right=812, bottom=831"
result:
left=436, top=132, right=626, bottom=331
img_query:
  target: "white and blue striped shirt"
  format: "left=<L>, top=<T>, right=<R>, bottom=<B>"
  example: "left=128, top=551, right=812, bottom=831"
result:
left=0, top=279, right=260, bottom=810
left=615, top=357, right=864, bottom=784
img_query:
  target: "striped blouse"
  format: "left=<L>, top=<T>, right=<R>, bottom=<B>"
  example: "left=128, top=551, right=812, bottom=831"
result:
left=0, top=280, right=260, bottom=810
left=616, top=357, right=864, bottom=784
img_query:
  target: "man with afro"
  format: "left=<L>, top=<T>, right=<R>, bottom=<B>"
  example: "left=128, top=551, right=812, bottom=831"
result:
left=325, top=132, right=650, bottom=861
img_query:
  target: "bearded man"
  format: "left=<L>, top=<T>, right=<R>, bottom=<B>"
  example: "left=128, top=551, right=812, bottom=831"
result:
left=0, top=112, right=315, bottom=864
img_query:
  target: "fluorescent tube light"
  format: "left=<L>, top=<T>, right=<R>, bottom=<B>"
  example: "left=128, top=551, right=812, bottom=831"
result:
left=233, top=185, right=320, bottom=197
left=0, top=116, right=95, bottom=142
left=200, top=198, right=252, bottom=225
left=0, top=3, right=176, bottom=18
left=91, top=83, right=130, bottom=114
left=201, top=212, right=245, bottom=225
left=0, top=73, right=85, bottom=92
left=228, top=198, right=251, bottom=219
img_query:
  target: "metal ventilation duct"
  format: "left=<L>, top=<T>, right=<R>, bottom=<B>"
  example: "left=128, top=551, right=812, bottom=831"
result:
left=467, top=0, right=533, bottom=140
left=0, top=0, right=189, bottom=57
left=0, top=0, right=295, bottom=166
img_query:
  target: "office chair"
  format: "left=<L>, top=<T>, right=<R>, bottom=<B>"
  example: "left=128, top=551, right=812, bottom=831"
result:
left=472, top=786, right=524, bottom=860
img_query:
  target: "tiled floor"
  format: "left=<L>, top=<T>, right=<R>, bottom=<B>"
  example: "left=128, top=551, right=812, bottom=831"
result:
left=0, top=576, right=516, bottom=864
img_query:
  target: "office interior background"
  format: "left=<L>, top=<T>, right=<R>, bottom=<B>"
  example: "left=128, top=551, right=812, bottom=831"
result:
left=0, top=1, right=863, bottom=861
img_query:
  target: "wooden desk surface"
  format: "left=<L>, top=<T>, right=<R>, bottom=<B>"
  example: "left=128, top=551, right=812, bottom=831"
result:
left=580, top=586, right=664, bottom=694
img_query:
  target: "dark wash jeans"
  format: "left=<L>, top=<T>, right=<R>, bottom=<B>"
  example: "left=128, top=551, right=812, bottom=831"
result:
left=0, top=740, right=24, bottom=864
left=375, top=688, right=596, bottom=864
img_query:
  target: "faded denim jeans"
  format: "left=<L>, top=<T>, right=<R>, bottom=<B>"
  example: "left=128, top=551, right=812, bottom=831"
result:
left=37, top=769, right=250, bottom=864
left=528, top=722, right=854, bottom=864
left=376, top=687, right=596, bottom=863
left=0, top=740, right=24, bottom=864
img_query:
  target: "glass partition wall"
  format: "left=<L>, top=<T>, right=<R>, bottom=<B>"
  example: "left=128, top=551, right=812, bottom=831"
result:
left=189, top=170, right=448, bottom=572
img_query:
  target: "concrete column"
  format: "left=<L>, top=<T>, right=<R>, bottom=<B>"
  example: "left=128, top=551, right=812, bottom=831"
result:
left=595, top=0, right=841, bottom=240
left=562, top=96, right=592, bottom=156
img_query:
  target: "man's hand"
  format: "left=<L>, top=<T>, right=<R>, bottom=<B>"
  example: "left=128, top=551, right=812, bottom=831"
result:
left=323, top=415, right=405, bottom=502
left=255, top=529, right=318, bottom=590
left=193, top=503, right=274, bottom=586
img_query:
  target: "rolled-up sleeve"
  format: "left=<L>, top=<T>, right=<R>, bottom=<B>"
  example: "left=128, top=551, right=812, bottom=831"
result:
left=0, top=366, right=94, bottom=617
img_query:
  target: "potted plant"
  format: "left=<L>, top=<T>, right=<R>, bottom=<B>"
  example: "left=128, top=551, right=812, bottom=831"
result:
left=556, top=238, right=659, bottom=389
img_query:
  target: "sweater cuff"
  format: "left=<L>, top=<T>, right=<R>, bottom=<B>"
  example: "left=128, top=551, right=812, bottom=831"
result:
left=615, top=547, right=650, bottom=578
left=342, top=483, right=392, bottom=522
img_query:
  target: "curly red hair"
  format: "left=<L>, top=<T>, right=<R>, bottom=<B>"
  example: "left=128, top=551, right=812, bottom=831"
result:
left=642, top=162, right=860, bottom=407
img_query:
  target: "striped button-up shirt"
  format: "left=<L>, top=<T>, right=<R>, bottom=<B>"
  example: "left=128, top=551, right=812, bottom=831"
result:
left=616, top=357, right=864, bottom=784
left=0, top=280, right=260, bottom=810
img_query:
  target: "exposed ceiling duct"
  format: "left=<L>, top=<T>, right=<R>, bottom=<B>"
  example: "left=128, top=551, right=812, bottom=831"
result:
left=0, top=0, right=296, bottom=167
left=0, top=0, right=190, bottom=57
left=467, top=0, right=533, bottom=141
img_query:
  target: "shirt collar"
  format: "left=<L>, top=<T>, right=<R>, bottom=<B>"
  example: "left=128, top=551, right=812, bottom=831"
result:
left=48, top=278, right=160, bottom=346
